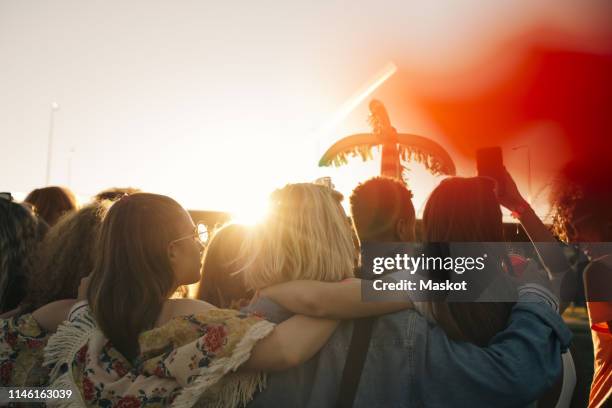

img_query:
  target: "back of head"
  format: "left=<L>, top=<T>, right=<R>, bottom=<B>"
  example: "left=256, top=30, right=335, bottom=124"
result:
left=423, top=177, right=504, bottom=242
left=197, top=223, right=252, bottom=308
left=94, top=187, right=142, bottom=202
left=241, top=183, right=356, bottom=290
left=350, top=177, right=416, bottom=242
left=422, top=177, right=512, bottom=346
left=87, top=193, right=190, bottom=360
left=20, top=200, right=111, bottom=312
left=0, top=198, right=47, bottom=312
left=25, top=186, right=78, bottom=226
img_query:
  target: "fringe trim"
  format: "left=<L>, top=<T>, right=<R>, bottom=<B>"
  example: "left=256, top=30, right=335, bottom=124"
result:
left=170, top=319, right=275, bottom=408
left=42, top=312, right=275, bottom=408
left=43, top=311, right=97, bottom=407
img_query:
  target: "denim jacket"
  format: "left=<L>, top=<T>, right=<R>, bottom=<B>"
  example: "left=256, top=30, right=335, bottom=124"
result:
left=245, top=293, right=572, bottom=408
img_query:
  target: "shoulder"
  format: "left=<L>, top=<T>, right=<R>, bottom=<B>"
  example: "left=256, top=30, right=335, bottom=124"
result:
left=585, top=255, right=612, bottom=272
left=583, top=256, right=612, bottom=299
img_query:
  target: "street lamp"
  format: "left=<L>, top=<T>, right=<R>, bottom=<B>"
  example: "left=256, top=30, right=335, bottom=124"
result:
left=512, top=144, right=532, bottom=204
left=45, top=102, right=60, bottom=185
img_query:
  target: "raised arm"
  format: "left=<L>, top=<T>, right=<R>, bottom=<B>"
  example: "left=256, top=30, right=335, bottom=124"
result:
left=497, top=170, right=575, bottom=309
left=421, top=288, right=571, bottom=407
left=498, top=170, right=572, bottom=277
left=258, top=279, right=412, bottom=319
left=243, top=315, right=338, bottom=372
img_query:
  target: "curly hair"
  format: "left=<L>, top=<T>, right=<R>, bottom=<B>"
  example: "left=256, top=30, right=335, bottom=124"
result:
left=550, top=159, right=612, bottom=242
left=19, top=200, right=111, bottom=312
left=0, top=199, right=47, bottom=312
left=350, top=176, right=415, bottom=242
left=94, top=187, right=141, bottom=202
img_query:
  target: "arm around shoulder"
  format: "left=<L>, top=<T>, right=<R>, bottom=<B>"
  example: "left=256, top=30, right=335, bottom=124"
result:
left=242, top=315, right=338, bottom=372
left=32, top=299, right=78, bottom=333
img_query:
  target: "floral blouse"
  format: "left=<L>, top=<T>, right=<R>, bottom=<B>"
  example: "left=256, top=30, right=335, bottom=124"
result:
left=46, top=306, right=275, bottom=408
left=0, top=313, right=50, bottom=387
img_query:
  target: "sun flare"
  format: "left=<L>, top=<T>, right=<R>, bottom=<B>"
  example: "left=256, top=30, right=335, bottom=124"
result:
left=230, top=200, right=270, bottom=225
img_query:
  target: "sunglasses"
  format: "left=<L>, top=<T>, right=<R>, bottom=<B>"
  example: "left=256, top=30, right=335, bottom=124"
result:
left=0, top=192, right=13, bottom=202
left=169, top=222, right=208, bottom=246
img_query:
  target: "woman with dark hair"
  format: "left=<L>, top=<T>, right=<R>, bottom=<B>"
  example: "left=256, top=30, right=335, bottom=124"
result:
left=196, top=223, right=253, bottom=309
left=551, top=159, right=612, bottom=408
left=0, top=201, right=110, bottom=387
left=24, top=186, right=78, bottom=226
left=31, top=193, right=341, bottom=407
left=419, top=176, right=516, bottom=345
left=0, top=193, right=47, bottom=314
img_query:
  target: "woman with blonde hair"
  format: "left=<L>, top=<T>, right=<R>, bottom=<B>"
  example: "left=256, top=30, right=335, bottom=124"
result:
left=240, top=183, right=357, bottom=291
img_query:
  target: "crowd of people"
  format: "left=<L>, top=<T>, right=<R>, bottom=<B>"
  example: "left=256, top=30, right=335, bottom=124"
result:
left=0, top=158, right=610, bottom=407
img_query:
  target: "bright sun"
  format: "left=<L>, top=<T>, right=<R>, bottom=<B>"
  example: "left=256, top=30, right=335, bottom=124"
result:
left=230, top=199, right=271, bottom=225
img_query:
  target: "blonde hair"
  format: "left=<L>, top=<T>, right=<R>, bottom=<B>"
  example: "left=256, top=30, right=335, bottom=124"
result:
left=240, top=183, right=356, bottom=290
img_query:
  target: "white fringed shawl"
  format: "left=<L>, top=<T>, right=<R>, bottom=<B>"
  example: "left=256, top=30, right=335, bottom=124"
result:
left=44, top=306, right=275, bottom=408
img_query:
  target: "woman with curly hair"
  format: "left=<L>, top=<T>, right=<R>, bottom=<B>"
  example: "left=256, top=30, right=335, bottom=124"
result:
left=19, top=200, right=111, bottom=314
left=551, top=158, right=612, bottom=408
left=0, top=200, right=110, bottom=387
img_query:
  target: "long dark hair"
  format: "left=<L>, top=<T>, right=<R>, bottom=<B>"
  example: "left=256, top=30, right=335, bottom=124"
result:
left=87, top=193, right=187, bottom=360
left=423, top=177, right=515, bottom=346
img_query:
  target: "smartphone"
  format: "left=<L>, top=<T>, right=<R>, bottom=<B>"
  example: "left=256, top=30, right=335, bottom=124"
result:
left=476, top=147, right=505, bottom=195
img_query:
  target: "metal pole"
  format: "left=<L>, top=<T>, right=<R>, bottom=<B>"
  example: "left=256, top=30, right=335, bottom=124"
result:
left=512, top=144, right=532, bottom=204
left=45, top=102, right=60, bottom=185
left=67, top=147, right=75, bottom=187
left=527, top=147, right=532, bottom=204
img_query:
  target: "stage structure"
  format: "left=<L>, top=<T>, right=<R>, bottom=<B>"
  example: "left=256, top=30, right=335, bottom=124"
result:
left=319, top=100, right=456, bottom=184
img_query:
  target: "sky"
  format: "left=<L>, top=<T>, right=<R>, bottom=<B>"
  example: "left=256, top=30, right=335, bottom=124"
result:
left=1, top=0, right=611, bottom=220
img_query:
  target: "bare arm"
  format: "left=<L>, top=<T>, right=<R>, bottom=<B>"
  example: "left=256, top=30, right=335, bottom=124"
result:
left=0, top=307, right=21, bottom=319
left=498, top=170, right=572, bottom=279
left=258, top=279, right=412, bottom=319
left=497, top=170, right=575, bottom=311
left=31, top=299, right=77, bottom=332
left=242, top=315, right=338, bottom=372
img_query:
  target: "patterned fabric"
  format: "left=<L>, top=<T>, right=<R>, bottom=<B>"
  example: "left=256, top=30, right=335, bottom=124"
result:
left=45, top=306, right=275, bottom=408
left=0, top=313, right=50, bottom=386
